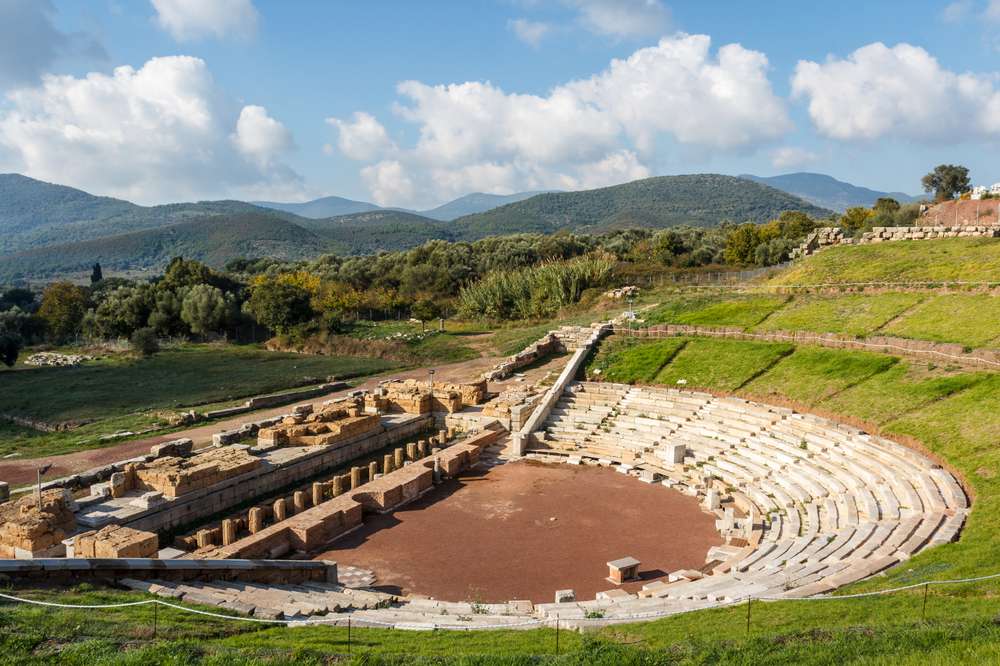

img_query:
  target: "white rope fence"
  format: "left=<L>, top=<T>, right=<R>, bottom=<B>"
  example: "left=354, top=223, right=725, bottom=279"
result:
left=2, top=568, right=1000, bottom=631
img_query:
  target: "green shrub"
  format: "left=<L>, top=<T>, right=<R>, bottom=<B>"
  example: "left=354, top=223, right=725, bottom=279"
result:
left=130, top=327, right=159, bottom=357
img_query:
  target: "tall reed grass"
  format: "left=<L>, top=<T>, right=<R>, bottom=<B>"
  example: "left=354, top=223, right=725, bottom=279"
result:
left=458, top=255, right=615, bottom=320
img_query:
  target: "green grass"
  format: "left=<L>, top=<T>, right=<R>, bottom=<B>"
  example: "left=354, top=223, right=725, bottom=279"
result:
left=755, top=293, right=925, bottom=337
left=644, top=294, right=789, bottom=329
left=821, top=363, right=986, bottom=425
left=586, top=337, right=687, bottom=383
left=653, top=338, right=794, bottom=391
left=0, top=344, right=398, bottom=457
left=743, top=346, right=898, bottom=405
left=883, top=294, right=1000, bottom=348
left=770, top=237, right=1000, bottom=286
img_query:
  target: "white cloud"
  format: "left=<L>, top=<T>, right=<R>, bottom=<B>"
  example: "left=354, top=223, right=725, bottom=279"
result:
left=0, top=56, right=302, bottom=204
left=233, top=105, right=294, bottom=164
left=987, top=0, right=1000, bottom=21
left=564, top=0, right=670, bottom=38
left=792, top=42, right=1000, bottom=141
left=770, top=146, right=818, bottom=170
left=326, top=112, right=395, bottom=161
left=942, top=0, right=973, bottom=22
left=508, top=18, right=551, bottom=46
left=0, top=0, right=105, bottom=88
left=151, top=0, right=258, bottom=41
left=330, top=33, right=789, bottom=207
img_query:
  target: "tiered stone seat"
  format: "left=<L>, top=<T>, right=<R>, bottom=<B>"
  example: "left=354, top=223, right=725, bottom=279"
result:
left=534, top=382, right=969, bottom=612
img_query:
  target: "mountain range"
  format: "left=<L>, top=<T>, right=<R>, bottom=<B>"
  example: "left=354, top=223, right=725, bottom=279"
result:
left=252, top=190, right=549, bottom=221
left=0, top=172, right=840, bottom=281
left=740, top=173, right=922, bottom=212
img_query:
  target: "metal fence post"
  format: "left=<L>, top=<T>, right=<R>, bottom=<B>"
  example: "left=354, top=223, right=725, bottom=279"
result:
left=922, top=583, right=929, bottom=621
left=556, top=618, right=560, bottom=655
left=153, top=601, right=157, bottom=639
left=745, top=596, right=751, bottom=636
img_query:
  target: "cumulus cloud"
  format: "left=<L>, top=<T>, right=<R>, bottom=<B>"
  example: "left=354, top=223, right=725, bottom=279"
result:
left=151, top=0, right=259, bottom=41
left=770, top=146, right=818, bottom=170
left=233, top=105, right=294, bottom=164
left=0, top=56, right=302, bottom=204
left=792, top=42, right=1000, bottom=142
left=0, top=0, right=106, bottom=88
left=565, top=0, right=670, bottom=38
left=326, top=112, right=396, bottom=161
left=508, top=18, right=552, bottom=46
left=329, top=33, right=789, bottom=207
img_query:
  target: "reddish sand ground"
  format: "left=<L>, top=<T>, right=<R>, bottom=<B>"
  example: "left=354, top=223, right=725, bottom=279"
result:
left=317, top=460, right=722, bottom=603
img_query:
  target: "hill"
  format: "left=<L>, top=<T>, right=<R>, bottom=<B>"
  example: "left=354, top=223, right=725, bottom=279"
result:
left=252, top=195, right=380, bottom=218
left=0, top=174, right=301, bottom=255
left=768, top=236, right=1000, bottom=286
left=741, top=172, right=921, bottom=212
left=0, top=212, right=330, bottom=280
left=452, top=174, right=832, bottom=237
left=295, top=210, right=452, bottom=254
left=254, top=190, right=551, bottom=221
left=419, top=191, right=551, bottom=221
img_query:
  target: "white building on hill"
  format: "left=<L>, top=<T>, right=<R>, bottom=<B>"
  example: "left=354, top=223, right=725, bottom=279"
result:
left=971, top=183, right=1000, bottom=199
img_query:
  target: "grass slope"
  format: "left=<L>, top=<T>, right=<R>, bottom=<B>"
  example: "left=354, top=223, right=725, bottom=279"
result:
left=653, top=338, right=794, bottom=391
left=757, top=293, right=925, bottom=337
left=883, top=294, right=1000, bottom=348
left=644, top=295, right=789, bottom=329
left=770, top=237, right=1000, bottom=286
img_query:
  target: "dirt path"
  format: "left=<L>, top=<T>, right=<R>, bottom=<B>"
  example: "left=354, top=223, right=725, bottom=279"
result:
left=0, top=352, right=563, bottom=487
left=318, top=460, right=722, bottom=603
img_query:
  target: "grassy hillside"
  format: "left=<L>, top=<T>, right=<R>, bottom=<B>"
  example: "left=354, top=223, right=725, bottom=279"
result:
left=0, top=174, right=305, bottom=256
left=296, top=210, right=452, bottom=254
left=770, top=236, right=1000, bottom=285
left=0, top=213, right=332, bottom=280
left=453, top=174, right=832, bottom=236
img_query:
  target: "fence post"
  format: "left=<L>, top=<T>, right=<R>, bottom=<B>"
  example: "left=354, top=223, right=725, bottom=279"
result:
left=921, top=583, right=929, bottom=621
left=347, top=617, right=351, bottom=654
left=153, top=601, right=157, bottom=639
left=556, top=618, right=560, bottom=655
left=745, top=596, right=751, bottom=636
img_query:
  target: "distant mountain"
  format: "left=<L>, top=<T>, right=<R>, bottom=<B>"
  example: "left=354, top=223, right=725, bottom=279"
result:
left=740, top=173, right=921, bottom=212
left=0, top=173, right=300, bottom=255
left=0, top=212, right=330, bottom=281
left=254, top=190, right=552, bottom=221
left=452, top=174, right=832, bottom=237
left=252, top=195, right=380, bottom=219
left=418, top=191, right=551, bottom=221
left=0, top=173, right=835, bottom=280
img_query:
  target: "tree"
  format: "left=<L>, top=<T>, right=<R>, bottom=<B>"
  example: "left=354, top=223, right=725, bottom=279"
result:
left=181, top=284, right=231, bottom=336
left=840, top=207, right=875, bottom=235
left=0, top=288, right=36, bottom=312
left=244, top=281, right=313, bottom=334
left=90, top=263, right=103, bottom=285
left=37, top=282, right=90, bottom=342
left=0, top=332, right=20, bottom=367
left=130, top=327, right=159, bottom=357
left=873, top=197, right=901, bottom=215
left=922, top=165, right=971, bottom=201
left=723, top=224, right=762, bottom=264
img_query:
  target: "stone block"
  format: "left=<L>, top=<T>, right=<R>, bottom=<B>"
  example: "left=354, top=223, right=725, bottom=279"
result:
left=554, top=589, right=575, bottom=603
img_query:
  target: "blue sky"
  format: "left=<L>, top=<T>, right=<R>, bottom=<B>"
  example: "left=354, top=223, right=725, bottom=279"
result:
left=0, top=0, right=997, bottom=207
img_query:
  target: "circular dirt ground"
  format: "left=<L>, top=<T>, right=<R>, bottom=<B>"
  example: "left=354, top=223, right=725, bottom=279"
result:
left=316, top=460, right=722, bottom=603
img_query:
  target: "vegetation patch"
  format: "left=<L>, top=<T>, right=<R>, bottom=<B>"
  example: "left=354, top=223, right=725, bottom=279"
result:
left=741, top=347, right=898, bottom=405
left=756, top=293, right=925, bottom=337
left=769, top=237, right=1000, bottom=286
left=654, top=338, right=794, bottom=391
left=644, top=295, right=789, bottom=329
left=586, top=336, right=687, bottom=384
left=883, top=293, right=1000, bottom=348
